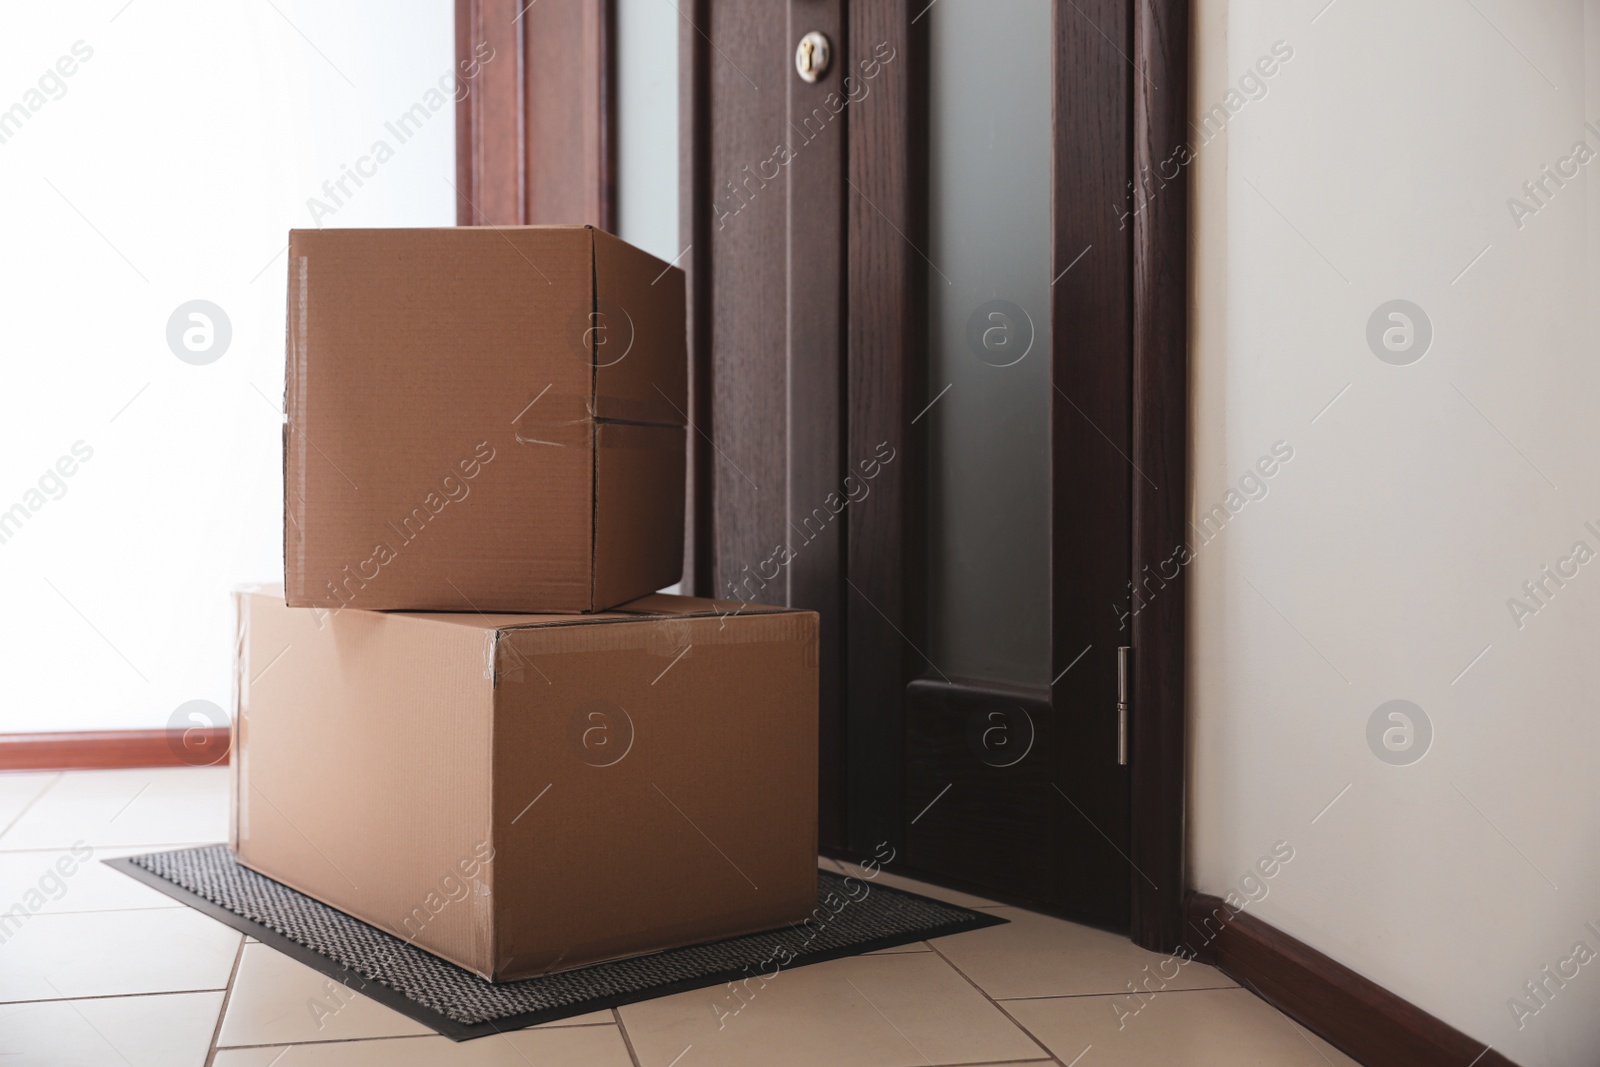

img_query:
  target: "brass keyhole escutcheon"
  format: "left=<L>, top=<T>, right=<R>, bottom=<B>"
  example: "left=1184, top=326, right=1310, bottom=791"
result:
left=795, top=31, right=831, bottom=83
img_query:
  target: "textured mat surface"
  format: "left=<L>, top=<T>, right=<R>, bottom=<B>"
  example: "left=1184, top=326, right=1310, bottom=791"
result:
left=109, top=844, right=1005, bottom=1040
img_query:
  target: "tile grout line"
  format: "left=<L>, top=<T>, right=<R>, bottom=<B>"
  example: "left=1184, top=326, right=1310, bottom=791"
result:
left=210, top=1022, right=621, bottom=1054
left=993, top=982, right=1243, bottom=1003
left=845, top=975, right=939, bottom=1065
left=1238, top=975, right=1342, bottom=1067
left=613, top=1006, right=645, bottom=1067
left=922, top=940, right=1069, bottom=1067
left=0, top=987, right=230, bottom=1008
left=15, top=905, right=189, bottom=918
left=0, top=772, right=65, bottom=841
left=203, top=935, right=248, bottom=1067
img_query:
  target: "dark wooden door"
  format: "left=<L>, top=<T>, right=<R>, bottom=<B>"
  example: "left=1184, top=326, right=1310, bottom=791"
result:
left=679, top=0, right=1187, bottom=946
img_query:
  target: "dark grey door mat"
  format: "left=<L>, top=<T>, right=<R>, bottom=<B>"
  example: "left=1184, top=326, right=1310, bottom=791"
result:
left=108, top=845, right=1005, bottom=1041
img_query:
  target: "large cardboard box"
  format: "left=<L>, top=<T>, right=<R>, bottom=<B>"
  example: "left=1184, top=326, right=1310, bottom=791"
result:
left=284, top=225, right=686, bottom=613
left=230, top=586, right=819, bottom=981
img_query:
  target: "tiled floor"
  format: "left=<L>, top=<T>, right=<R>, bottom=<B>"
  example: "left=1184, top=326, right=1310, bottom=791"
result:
left=0, top=768, right=1360, bottom=1066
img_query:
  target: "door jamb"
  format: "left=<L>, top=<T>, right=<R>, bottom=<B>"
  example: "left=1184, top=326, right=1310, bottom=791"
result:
left=454, top=0, right=615, bottom=229
left=1128, top=0, right=1189, bottom=954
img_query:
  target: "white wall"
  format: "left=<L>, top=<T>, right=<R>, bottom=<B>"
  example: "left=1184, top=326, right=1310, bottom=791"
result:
left=0, top=1, right=455, bottom=733
left=1190, top=2, right=1600, bottom=1064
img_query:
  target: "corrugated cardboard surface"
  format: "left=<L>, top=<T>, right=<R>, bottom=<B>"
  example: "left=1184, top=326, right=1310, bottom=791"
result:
left=594, top=422, right=686, bottom=611
left=591, top=229, right=688, bottom=425
left=284, top=226, right=685, bottom=614
left=232, top=587, right=818, bottom=981
left=490, top=605, right=818, bottom=980
left=232, top=587, right=497, bottom=970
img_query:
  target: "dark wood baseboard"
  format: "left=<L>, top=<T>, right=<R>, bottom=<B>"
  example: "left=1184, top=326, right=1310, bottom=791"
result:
left=1184, top=892, right=1516, bottom=1067
left=0, top=730, right=231, bottom=771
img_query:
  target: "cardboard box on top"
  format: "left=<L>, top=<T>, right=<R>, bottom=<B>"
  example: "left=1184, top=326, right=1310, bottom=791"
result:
left=229, top=585, right=819, bottom=981
left=283, top=225, right=686, bottom=614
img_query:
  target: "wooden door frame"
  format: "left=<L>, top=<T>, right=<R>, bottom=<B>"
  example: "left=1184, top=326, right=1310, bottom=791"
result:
left=1129, top=0, right=1189, bottom=954
left=454, top=0, right=615, bottom=230
left=458, top=0, right=1189, bottom=953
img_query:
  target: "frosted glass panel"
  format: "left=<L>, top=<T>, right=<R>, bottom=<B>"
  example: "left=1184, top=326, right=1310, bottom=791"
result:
left=925, top=0, right=1052, bottom=687
left=616, top=0, right=680, bottom=264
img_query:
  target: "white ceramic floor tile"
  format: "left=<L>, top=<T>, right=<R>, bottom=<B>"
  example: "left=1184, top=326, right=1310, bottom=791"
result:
left=0, top=990, right=223, bottom=1067
left=619, top=947, right=1045, bottom=1067
left=0, top=906, right=240, bottom=1002
left=218, top=942, right=614, bottom=1047
left=1006, top=987, right=1362, bottom=1066
left=0, top=767, right=229, bottom=850
left=212, top=1026, right=634, bottom=1066
left=0, top=770, right=1350, bottom=1067
left=0, top=773, right=61, bottom=835
left=862, top=941, right=931, bottom=955
left=218, top=942, right=433, bottom=1046
left=0, top=845, right=186, bottom=915
left=831, top=859, right=1006, bottom=910
left=933, top=906, right=1238, bottom=1000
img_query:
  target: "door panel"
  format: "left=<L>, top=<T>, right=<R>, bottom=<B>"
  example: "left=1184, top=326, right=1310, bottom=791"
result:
left=704, top=0, right=790, bottom=602
left=843, top=0, right=915, bottom=857
left=904, top=0, right=1134, bottom=929
left=904, top=681, right=1057, bottom=902
left=684, top=0, right=1150, bottom=933
left=903, top=0, right=1120, bottom=925
left=689, top=0, right=850, bottom=844
left=785, top=0, right=847, bottom=857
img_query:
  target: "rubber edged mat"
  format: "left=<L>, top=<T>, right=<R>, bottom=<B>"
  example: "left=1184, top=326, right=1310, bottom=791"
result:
left=108, top=844, right=1006, bottom=1041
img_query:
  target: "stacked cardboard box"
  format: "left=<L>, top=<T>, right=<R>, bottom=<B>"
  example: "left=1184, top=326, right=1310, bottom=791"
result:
left=231, top=226, right=819, bottom=981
